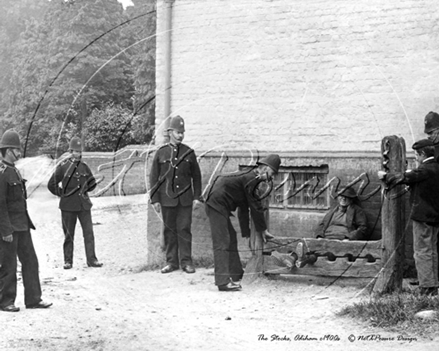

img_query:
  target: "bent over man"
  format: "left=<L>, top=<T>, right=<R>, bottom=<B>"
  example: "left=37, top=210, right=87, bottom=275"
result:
left=204, top=154, right=281, bottom=292
left=0, top=129, right=52, bottom=312
left=47, top=137, right=102, bottom=269
left=149, top=116, right=202, bottom=274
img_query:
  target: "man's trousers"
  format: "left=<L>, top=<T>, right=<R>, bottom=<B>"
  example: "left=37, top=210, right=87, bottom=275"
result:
left=0, top=230, right=42, bottom=308
left=206, top=205, right=244, bottom=286
left=61, top=210, right=98, bottom=265
left=161, top=205, right=193, bottom=268
left=413, top=220, right=439, bottom=288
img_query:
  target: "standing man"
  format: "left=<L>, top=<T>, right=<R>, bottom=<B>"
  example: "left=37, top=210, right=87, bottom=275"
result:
left=47, top=137, right=102, bottom=269
left=0, top=129, right=52, bottom=312
left=424, top=111, right=438, bottom=161
left=204, top=154, right=281, bottom=292
left=378, top=139, right=439, bottom=296
left=425, top=111, right=440, bottom=279
left=149, top=116, right=202, bottom=274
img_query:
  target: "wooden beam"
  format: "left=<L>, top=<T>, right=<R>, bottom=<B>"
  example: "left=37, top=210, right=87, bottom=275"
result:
left=264, top=255, right=381, bottom=278
left=300, top=238, right=382, bottom=259
left=373, top=136, right=406, bottom=294
left=264, top=237, right=382, bottom=259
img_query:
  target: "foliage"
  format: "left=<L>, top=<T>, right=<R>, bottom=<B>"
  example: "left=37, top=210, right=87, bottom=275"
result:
left=77, top=103, right=150, bottom=152
left=337, top=290, right=439, bottom=337
left=0, top=0, right=156, bottom=155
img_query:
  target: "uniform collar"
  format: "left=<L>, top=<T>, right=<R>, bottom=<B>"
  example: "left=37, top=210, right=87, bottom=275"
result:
left=423, top=157, right=435, bottom=163
left=169, top=142, right=180, bottom=148
left=1, top=159, right=15, bottom=168
left=69, top=157, right=81, bottom=164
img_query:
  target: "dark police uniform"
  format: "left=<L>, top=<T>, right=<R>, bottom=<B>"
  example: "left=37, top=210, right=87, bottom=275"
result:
left=204, top=169, right=268, bottom=286
left=149, top=142, right=202, bottom=268
left=0, top=160, right=43, bottom=308
left=47, top=157, right=99, bottom=266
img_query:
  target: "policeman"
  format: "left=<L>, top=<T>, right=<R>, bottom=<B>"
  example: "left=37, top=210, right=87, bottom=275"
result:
left=47, top=137, right=102, bottom=269
left=149, top=115, right=202, bottom=274
left=0, top=129, right=52, bottom=312
left=424, top=111, right=439, bottom=161
left=204, top=154, right=281, bottom=291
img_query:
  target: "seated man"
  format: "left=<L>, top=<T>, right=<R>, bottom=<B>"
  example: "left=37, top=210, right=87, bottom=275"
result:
left=315, top=186, right=368, bottom=241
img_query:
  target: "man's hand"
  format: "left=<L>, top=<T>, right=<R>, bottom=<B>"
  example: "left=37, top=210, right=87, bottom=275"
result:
left=152, top=202, right=161, bottom=213
left=377, top=171, right=387, bottom=180
left=2, top=235, right=13, bottom=242
left=262, top=229, right=274, bottom=243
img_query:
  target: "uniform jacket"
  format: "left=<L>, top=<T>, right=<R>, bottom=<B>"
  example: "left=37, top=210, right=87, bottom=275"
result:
left=204, top=169, right=268, bottom=237
left=387, top=158, right=439, bottom=224
left=47, top=158, right=96, bottom=211
left=315, top=203, right=368, bottom=240
left=149, top=143, right=202, bottom=207
left=0, top=160, right=35, bottom=238
left=434, top=143, right=439, bottom=163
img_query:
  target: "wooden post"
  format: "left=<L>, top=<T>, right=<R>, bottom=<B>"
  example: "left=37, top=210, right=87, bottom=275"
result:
left=373, top=136, right=406, bottom=294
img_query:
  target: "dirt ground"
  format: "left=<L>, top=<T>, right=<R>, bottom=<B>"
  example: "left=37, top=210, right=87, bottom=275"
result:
left=1, top=188, right=438, bottom=351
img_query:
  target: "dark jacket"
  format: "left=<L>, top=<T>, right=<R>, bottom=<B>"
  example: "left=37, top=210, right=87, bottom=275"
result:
left=315, top=203, right=368, bottom=240
left=47, top=158, right=96, bottom=211
left=434, top=142, right=439, bottom=163
left=205, top=169, right=268, bottom=237
left=0, top=160, right=35, bottom=238
left=387, top=158, right=438, bottom=224
left=149, top=143, right=202, bottom=207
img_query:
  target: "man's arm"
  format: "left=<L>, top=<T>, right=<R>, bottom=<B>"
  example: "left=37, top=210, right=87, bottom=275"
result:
left=47, top=165, right=63, bottom=196
left=0, top=171, right=13, bottom=239
left=149, top=150, right=161, bottom=204
left=84, top=163, right=97, bottom=192
left=346, top=207, right=368, bottom=240
left=190, top=151, right=202, bottom=201
left=378, top=166, right=430, bottom=188
left=401, top=167, right=431, bottom=184
left=314, top=208, right=335, bottom=238
left=237, top=205, right=251, bottom=238
left=244, top=178, right=267, bottom=233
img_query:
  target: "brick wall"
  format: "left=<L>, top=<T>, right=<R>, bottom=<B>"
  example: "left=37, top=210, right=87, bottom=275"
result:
left=155, top=0, right=438, bottom=151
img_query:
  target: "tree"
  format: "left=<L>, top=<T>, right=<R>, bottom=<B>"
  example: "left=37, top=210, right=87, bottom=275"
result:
left=0, top=0, right=156, bottom=155
left=0, top=0, right=49, bottom=128
left=75, top=103, right=138, bottom=152
left=125, top=0, right=157, bottom=146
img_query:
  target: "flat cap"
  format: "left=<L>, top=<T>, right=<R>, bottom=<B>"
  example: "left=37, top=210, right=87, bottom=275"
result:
left=412, top=138, right=434, bottom=150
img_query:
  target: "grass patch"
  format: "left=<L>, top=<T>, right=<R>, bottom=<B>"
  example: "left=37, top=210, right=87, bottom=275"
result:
left=337, top=290, right=439, bottom=337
